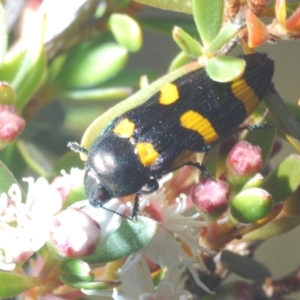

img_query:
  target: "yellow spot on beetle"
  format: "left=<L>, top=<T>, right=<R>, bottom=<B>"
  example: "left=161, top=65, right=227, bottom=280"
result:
left=136, top=142, right=159, bottom=167
left=113, top=118, right=135, bottom=138
left=180, top=110, right=219, bottom=144
left=159, top=83, right=179, bottom=105
left=231, top=78, right=260, bottom=115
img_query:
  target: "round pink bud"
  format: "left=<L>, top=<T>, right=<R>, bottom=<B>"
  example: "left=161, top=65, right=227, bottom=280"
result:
left=49, top=208, right=100, bottom=257
left=0, top=104, right=25, bottom=143
left=191, top=178, right=230, bottom=222
left=226, top=141, right=263, bottom=186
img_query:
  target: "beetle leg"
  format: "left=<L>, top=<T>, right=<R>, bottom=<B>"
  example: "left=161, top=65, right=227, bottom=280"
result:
left=239, top=122, right=274, bottom=131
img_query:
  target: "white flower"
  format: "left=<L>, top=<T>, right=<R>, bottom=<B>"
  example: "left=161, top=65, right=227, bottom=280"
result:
left=82, top=175, right=213, bottom=298
left=0, top=177, right=62, bottom=270
left=117, top=190, right=212, bottom=296
left=84, top=257, right=193, bottom=300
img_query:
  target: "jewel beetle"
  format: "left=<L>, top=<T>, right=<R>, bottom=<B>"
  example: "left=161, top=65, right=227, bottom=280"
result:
left=69, top=53, right=274, bottom=219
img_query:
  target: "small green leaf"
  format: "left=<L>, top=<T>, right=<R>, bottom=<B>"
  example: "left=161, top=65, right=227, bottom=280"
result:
left=0, top=3, right=8, bottom=61
left=109, top=13, right=142, bottom=52
left=0, top=272, right=40, bottom=298
left=169, top=51, right=192, bottom=71
left=221, top=250, right=271, bottom=280
left=208, top=23, right=240, bottom=53
left=61, top=260, right=94, bottom=282
left=134, top=0, right=193, bottom=14
left=192, top=0, right=224, bottom=46
left=206, top=56, right=245, bottom=82
left=0, top=160, right=20, bottom=194
left=261, top=154, right=300, bottom=204
left=173, top=26, right=203, bottom=58
left=58, top=43, right=128, bottom=88
left=82, top=217, right=158, bottom=264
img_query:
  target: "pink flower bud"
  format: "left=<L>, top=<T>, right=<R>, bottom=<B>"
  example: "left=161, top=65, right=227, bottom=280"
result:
left=49, top=208, right=100, bottom=257
left=191, top=178, right=230, bottom=222
left=226, top=141, right=263, bottom=186
left=0, top=104, right=25, bottom=143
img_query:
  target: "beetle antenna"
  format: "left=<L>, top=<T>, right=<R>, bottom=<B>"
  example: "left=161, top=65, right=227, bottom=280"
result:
left=68, top=142, right=88, bottom=155
left=100, top=204, right=136, bottom=221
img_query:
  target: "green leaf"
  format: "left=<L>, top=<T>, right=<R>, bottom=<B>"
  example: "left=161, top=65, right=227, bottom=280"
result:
left=60, top=260, right=94, bottom=282
left=192, top=0, right=224, bottom=46
left=0, top=272, right=40, bottom=298
left=134, top=0, right=193, bottom=14
left=243, top=215, right=300, bottom=241
left=52, top=151, right=84, bottom=176
left=242, top=188, right=300, bottom=240
left=16, top=49, right=47, bottom=111
left=201, top=144, right=220, bottom=178
left=221, top=250, right=271, bottom=280
left=64, top=106, right=108, bottom=132
left=206, top=56, right=245, bottom=82
left=169, top=51, right=192, bottom=71
left=99, top=68, right=157, bottom=88
left=60, top=275, right=111, bottom=290
left=82, top=217, right=158, bottom=264
left=0, top=160, right=20, bottom=194
left=173, top=26, right=203, bottom=58
left=139, top=16, right=198, bottom=36
left=246, top=124, right=276, bottom=165
left=0, top=3, right=8, bottom=61
left=59, top=87, right=133, bottom=101
left=10, top=18, right=46, bottom=111
left=109, top=13, right=142, bottom=52
left=17, top=140, right=51, bottom=177
left=62, top=183, right=86, bottom=209
left=208, top=23, right=240, bottom=53
left=261, top=154, right=300, bottom=204
left=0, top=51, right=26, bottom=83
left=286, top=102, right=300, bottom=122
left=0, top=142, right=27, bottom=180
left=58, top=43, right=128, bottom=88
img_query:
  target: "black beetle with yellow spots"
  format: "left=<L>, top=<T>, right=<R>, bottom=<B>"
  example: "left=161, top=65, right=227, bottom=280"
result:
left=69, top=53, right=274, bottom=219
